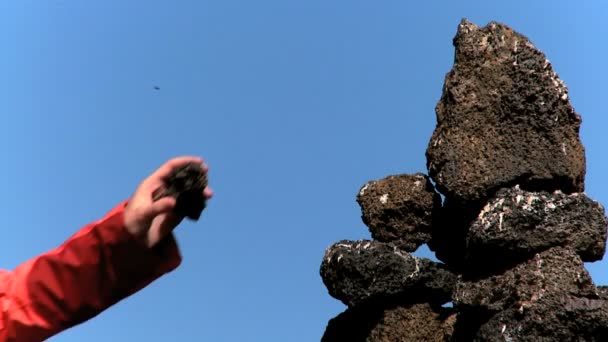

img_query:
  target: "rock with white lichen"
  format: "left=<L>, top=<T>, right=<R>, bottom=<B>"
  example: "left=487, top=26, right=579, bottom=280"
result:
left=466, top=186, right=607, bottom=267
left=425, top=19, right=586, bottom=204
left=356, top=173, right=441, bottom=252
left=320, top=240, right=456, bottom=308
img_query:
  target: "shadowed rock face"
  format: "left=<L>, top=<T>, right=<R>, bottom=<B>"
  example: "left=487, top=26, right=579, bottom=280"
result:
left=474, top=293, right=608, bottom=342
left=319, top=19, right=607, bottom=341
left=426, top=19, right=586, bottom=204
left=467, top=186, right=607, bottom=265
left=322, top=303, right=456, bottom=342
left=320, top=240, right=455, bottom=308
left=357, top=173, right=441, bottom=252
left=428, top=197, right=482, bottom=270
left=454, top=247, right=597, bottom=314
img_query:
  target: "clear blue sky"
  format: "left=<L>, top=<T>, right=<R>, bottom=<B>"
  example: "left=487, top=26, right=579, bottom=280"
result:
left=0, top=1, right=606, bottom=341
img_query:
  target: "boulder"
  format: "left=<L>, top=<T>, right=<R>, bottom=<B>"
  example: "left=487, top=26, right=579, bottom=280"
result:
left=320, top=240, right=455, bottom=307
left=454, top=247, right=598, bottom=313
left=467, top=186, right=607, bottom=265
left=426, top=19, right=585, bottom=204
left=322, top=303, right=455, bottom=342
left=357, top=173, right=441, bottom=251
left=475, top=293, right=608, bottom=341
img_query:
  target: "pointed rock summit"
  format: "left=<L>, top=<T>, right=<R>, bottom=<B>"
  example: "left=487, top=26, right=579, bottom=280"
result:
left=426, top=19, right=585, bottom=205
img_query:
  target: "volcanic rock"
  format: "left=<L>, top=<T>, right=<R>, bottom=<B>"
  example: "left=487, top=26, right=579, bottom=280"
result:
left=598, top=286, right=608, bottom=300
left=425, top=19, right=585, bottom=204
left=454, top=247, right=597, bottom=314
left=319, top=18, right=607, bottom=341
left=322, top=302, right=455, bottom=342
left=153, top=162, right=208, bottom=220
left=467, top=186, right=607, bottom=265
left=474, top=293, right=608, bottom=341
left=320, top=240, right=455, bottom=307
left=356, top=173, right=441, bottom=251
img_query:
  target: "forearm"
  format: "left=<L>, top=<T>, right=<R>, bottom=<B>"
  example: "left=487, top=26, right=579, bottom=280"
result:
left=1, top=202, right=182, bottom=341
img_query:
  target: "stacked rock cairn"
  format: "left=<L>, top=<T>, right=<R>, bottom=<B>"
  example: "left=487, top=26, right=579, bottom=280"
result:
left=320, top=19, right=608, bottom=341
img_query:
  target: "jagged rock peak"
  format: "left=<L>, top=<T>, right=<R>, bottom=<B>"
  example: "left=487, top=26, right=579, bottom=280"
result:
left=426, top=18, right=585, bottom=204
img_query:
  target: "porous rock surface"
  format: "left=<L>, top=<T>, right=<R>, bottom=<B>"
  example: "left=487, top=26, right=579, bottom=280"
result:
left=320, top=240, right=455, bottom=308
left=474, top=293, right=608, bottom=341
left=454, top=247, right=597, bottom=313
left=356, top=173, right=441, bottom=251
left=467, top=186, right=607, bottom=264
left=319, top=19, right=608, bottom=341
left=426, top=19, right=586, bottom=204
left=322, top=303, right=456, bottom=342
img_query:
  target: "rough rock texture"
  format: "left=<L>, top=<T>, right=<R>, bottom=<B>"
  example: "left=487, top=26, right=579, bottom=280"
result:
left=467, top=186, right=607, bottom=265
left=322, top=303, right=455, bottom=342
left=599, top=286, right=608, bottom=300
left=454, top=247, right=598, bottom=313
left=320, top=19, right=608, bottom=341
left=153, top=162, right=208, bottom=220
left=357, top=173, right=441, bottom=251
left=320, top=240, right=455, bottom=307
left=475, top=293, right=608, bottom=341
left=425, top=19, right=586, bottom=204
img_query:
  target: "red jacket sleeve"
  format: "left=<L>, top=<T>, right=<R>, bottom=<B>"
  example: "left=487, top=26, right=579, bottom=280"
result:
left=0, top=201, right=182, bottom=342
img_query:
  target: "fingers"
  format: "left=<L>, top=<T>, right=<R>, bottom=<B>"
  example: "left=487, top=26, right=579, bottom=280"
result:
left=152, top=156, right=205, bottom=182
left=204, top=187, right=214, bottom=199
left=144, top=196, right=176, bottom=219
left=142, top=156, right=207, bottom=191
left=125, top=156, right=211, bottom=247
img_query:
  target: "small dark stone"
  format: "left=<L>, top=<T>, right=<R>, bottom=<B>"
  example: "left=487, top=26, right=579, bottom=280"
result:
left=467, top=186, right=607, bottom=265
left=320, top=240, right=456, bottom=308
left=426, top=19, right=586, bottom=204
left=153, top=162, right=208, bottom=220
left=356, top=173, right=441, bottom=251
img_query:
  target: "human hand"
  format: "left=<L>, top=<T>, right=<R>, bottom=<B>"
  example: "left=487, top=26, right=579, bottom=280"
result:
left=124, top=156, right=214, bottom=248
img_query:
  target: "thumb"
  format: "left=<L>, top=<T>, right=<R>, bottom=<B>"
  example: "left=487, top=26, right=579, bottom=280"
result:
left=147, top=212, right=184, bottom=247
